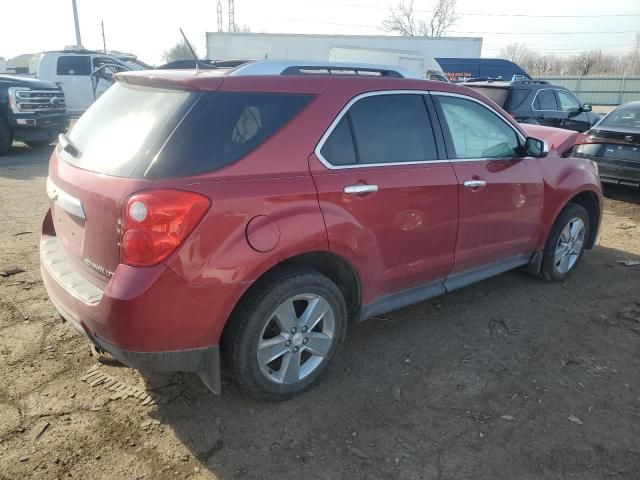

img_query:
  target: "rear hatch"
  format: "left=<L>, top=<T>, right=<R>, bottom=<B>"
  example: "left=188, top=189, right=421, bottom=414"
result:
left=47, top=81, right=198, bottom=287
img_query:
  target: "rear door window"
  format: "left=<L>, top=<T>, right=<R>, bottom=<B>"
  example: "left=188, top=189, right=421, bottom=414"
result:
left=56, top=55, right=91, bottom=76
left=347, top=94, right=438, bottom=164
left=150, top=92, right=312, bottom=178
left=533, top=89, right=558, bottom=110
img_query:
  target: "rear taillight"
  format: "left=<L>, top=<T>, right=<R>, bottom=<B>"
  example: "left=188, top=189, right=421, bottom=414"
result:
left=120, top=189, right=210, bottom=267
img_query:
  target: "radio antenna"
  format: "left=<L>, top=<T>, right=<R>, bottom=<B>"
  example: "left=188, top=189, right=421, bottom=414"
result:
left=179, top=28, right=202, bottom=73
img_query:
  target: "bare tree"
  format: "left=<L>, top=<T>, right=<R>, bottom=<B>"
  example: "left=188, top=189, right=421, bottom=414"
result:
left=382, top=0, right=421, bottom=36
left=162, top=40, right=196, bottom=63
left=383, top=0, right=458, bottom=37
left=500, top=44, right=534, bottom=68
left=231, top=23, right=252, bottom=33
left=424, top=0, right=458, bottom=37
left=498, top=43, right=640, bottom=77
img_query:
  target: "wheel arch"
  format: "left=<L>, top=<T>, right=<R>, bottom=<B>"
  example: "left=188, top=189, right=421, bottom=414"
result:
left=566, top=189, right=600, bottom=249
left=220, top=250, right=362, bottom=345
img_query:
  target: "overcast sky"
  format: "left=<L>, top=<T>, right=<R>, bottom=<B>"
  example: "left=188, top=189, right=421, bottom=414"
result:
left=2, top=0, right=639, bottom=64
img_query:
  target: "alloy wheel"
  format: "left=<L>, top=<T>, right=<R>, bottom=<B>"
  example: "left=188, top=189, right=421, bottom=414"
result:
left=257, top=293, right=336, bottom=385
left=554, top=217, right=585, bottom=274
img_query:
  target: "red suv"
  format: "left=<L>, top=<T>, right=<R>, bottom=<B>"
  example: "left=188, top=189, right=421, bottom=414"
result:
left=41, top=61, right=602, bottom=400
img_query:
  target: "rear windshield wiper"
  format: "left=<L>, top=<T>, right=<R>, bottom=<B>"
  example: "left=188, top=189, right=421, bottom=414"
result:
left=58, top=133, right=82, bottom=158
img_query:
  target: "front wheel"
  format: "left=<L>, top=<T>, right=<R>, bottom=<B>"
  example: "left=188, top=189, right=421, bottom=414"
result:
left=222, top=267, right=347, bottom=400
left=540, top=203, right=590, bottom=282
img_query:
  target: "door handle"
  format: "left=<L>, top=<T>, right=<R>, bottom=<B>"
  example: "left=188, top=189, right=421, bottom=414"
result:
left=463, top=179, right=487, bottom=188
left=343, top=184, right=379, bottom=194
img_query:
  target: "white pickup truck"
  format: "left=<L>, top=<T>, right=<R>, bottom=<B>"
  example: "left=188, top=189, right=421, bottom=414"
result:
left=29, top=49, right=148, bottom=116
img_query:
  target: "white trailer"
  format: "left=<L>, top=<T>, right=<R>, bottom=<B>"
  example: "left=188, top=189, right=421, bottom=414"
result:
left=206, top=33, right=482, bottom=74
left=328, top=45, right=447, bottom=81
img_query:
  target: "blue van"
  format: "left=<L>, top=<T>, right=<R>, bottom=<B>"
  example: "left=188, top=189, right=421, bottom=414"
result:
left=435, top=58, right=532, bottom=83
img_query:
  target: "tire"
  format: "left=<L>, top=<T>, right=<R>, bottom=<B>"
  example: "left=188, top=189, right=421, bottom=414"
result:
left=0, top=116, right=13, bottom=156
left=540, top=203, right=590, bottom=282
left=222, top=267, right=347, bottom=400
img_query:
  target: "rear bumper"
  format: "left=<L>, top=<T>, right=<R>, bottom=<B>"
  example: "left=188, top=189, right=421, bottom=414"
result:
left=48, top=292, right=221, bottom=393
left=597, top=163, right=640, bottom=188
left=39, top=210, right=243, bottom=393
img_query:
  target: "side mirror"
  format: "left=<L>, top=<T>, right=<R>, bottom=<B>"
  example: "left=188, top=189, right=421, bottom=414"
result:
left=524, top=137, right=549, bottom=158
left=581, top=103, right=592, bottom=112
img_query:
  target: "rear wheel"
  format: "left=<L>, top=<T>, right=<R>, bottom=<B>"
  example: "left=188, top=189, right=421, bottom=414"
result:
left=0, top=116, right=13, bottom=156
left=540, top=203, right=589, bottom=282
left=223, top=267, right=347, bottom=400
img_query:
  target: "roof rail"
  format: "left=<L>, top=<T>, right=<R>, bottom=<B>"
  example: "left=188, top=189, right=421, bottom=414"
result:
left=228, top=60, right=421, bottom=79
left=511, top=79, right=549, bottom=85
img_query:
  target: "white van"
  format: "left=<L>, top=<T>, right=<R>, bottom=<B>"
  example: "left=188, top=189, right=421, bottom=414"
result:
left=29, top=49, right=138, bottom=116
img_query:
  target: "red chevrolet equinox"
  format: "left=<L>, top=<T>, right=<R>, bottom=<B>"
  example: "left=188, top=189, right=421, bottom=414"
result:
left=41, top=61, right=602, bottom=400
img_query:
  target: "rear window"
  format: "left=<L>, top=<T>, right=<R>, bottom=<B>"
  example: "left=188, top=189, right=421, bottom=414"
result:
left=468, top=87, right=509, bottom=107
left=61, top=83, right=194, bottom=177
left=599, top=104, right=640, bottom=129
left=148, top=92, right=313, bottom=178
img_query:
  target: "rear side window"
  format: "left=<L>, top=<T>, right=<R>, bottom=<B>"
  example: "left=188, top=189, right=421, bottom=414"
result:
left=504, top=89, right=529, bottom=110
left=533, top=89, right=558, bottom=110
left=151, top=92, right=312, bottom=177
left=320, top=117, right=357, bottom=166
left=56, top=55, right=91, bottom=76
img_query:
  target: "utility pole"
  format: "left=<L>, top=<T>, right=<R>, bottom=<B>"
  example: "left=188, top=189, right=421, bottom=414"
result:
left=217, top=0, right=223, bottom=32
left=71, top=0, right=82, bottom=47
left=228, top=0, right=235, bottom=33
left=101, top=20, right=107, bottom=53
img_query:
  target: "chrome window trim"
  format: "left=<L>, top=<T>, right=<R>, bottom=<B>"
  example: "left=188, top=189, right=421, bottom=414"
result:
left=314, top=90, right=449, bottom=170
left=531, top=88, right=581, bottom=113
left=531, top=88, right=558, bottom=112
left=314, top=90, right=529, bottom=170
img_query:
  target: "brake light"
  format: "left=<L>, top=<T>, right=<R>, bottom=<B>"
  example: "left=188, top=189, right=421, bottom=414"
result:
left=120, top=189, right=210, bottom=267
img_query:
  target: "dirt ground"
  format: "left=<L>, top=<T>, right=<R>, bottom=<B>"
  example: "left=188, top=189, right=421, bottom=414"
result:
left=1, top=143, right=639, bottom=480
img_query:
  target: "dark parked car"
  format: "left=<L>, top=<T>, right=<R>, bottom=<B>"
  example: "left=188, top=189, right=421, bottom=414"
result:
left=41, top=61, right=602, bottom=400
left=465, top=79, right=600, bottom=133
left=0, top=75, right=68, bottom=155
left=573, top=101, right=640, bottom=187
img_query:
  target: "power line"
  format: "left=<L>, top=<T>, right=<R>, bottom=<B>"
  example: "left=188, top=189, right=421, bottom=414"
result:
left=283, top=18, right=640, bottom=35
left=318, top=0, right=640, bottom=18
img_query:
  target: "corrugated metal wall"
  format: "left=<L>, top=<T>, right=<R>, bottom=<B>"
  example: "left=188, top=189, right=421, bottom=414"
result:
left=540, top=76, right=640, bottom=106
